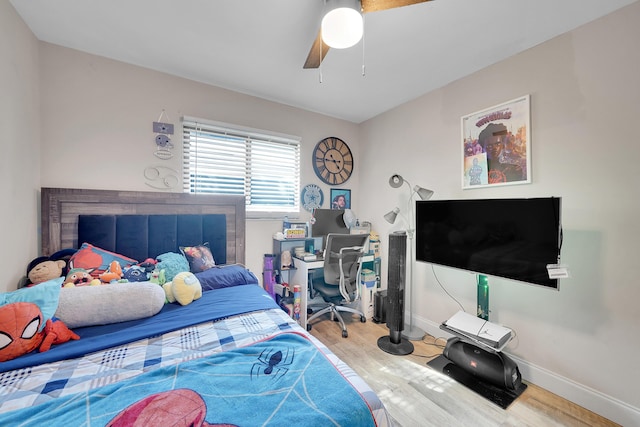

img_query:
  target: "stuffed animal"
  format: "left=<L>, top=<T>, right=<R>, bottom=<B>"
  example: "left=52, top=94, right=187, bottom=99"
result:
left=0, top=302, right=79, bottom=362
left=162, top=271, right=202, bottom=306
left=0, top=302, right=45, bottom=361
left=149, top=268, right=167, bottom=285
left=39, top=318, right=80, bottom=352
left=64, top=268, right=100, bottom=287
left=26, top=257, right=66, bottom=287
left=99, top=260, right=123, bottom=283
left=123, top=265, right=148, bottom=282
left=155, top=252, right=190, bottom=282
left=139, top=258, right=157, bottom=273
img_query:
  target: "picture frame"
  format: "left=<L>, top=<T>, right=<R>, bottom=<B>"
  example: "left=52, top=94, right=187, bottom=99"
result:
left=330, top=189, right=351, bottom=210
left=461, top=95, right=531, bottom=189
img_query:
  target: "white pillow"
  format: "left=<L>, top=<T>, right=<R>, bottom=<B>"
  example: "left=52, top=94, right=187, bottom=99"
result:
left=54, top=282, right=165, bottom=328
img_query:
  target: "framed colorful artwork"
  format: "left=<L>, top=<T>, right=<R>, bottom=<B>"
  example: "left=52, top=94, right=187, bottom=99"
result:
left=330, top=189, right=351, bottom=210
left=461, top=95, right=531, bottom=189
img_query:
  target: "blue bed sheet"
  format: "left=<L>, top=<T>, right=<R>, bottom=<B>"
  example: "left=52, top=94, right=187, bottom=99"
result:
left=0, top=284, right=278, bottom=373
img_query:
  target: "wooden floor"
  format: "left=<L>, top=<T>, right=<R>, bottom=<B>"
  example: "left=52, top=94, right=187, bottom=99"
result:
left=307, top=316, right=619, bottom=427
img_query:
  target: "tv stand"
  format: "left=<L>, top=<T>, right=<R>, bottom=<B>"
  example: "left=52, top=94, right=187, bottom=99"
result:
left=427, top=315, right=527, bottom=409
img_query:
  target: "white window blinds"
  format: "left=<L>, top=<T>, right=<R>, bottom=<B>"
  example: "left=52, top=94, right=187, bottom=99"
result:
left=182, top=117, right=301, bottom=217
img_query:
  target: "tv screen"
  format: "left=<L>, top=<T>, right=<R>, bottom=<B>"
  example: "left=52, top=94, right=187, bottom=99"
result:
left=415, top=197, right=562, bottom=288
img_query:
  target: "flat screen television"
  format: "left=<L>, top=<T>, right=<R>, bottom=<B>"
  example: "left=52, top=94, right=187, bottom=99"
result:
left=311, top=208, right=349, bottom=249
left=415, top=197, right=562, bottom=288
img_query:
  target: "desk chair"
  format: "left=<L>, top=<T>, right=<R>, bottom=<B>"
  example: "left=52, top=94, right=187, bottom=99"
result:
left=306, top=233, right=368, bottom=338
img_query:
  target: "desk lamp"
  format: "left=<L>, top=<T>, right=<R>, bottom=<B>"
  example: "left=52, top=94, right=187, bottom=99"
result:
left=384, top=174, right=433, bottom=341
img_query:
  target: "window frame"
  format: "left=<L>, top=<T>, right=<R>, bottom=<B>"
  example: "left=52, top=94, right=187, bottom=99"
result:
left=182, top=116, right=301, bottom=219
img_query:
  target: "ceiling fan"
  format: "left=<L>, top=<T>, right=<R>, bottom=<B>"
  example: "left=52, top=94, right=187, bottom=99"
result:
left=303, top=0, right=433, bottom=69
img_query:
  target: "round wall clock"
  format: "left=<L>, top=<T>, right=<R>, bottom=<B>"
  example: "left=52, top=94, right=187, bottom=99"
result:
left=301, top=184, right=324, bottom=212
left=312, top=137, right=353, bottom=185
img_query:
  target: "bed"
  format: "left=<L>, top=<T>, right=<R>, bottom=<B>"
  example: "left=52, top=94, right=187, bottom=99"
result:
left=0, top=187, right=391, bottom=426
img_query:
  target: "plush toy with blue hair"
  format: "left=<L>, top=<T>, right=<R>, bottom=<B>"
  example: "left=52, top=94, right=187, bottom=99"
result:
left=155, top=252, right=190, bottom=282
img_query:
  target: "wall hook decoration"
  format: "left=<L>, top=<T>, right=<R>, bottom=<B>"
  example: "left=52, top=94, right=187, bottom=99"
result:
left=153, top=109, right=174, bottom=160
left=144, top=166, right=179, bottom=190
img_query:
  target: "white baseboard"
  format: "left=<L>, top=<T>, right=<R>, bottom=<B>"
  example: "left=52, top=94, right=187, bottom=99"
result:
left=416, top=317, right=640, bottom=427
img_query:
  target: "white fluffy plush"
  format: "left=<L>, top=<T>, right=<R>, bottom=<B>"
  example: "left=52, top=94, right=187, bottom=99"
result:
left=54, top=282, right=166, bottom=328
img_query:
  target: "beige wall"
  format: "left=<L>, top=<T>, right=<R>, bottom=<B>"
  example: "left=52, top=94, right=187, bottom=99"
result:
left=359, top=2, right=640, bottom=424
left=1, top=0, right=41, bottom=289
left=36, top=42, right=360, bottom=291
left=3, top=0, right=640, bottom=424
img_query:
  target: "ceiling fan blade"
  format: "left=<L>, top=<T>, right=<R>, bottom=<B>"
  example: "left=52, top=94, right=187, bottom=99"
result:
left=303, top=0, right=432, bottom=68
left=303, top=29, right=330, bottom=69
left=361, top=0, right=432, bottom=14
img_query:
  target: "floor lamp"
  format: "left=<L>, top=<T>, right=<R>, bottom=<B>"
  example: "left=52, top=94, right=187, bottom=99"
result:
left=384, top=174, right=433, bottom=341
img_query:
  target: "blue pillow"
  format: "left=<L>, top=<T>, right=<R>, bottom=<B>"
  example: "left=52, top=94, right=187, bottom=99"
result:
left=0, top=278, right=63, bottom=330
left=195, top=265, right=259, bottom=291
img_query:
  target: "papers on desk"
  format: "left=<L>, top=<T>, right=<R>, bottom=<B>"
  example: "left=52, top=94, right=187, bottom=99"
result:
left=442, top=311, right=512, bottom=350
left=295, top=252, right=317, bottom=261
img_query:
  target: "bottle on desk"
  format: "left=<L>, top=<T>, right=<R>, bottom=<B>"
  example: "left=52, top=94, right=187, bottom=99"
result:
left=293, top=285, right=301, bottom=322
left=477, top=274, right=489, bottom=320
left=305, top=238, right=314, bottom=254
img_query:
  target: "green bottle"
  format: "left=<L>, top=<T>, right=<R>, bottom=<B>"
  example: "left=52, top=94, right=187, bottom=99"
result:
left=477, top=274, right=489, bottom=320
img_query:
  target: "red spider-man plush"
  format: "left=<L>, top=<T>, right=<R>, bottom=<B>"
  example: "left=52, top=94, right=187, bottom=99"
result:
left=0, top=302, right=79, bottom=362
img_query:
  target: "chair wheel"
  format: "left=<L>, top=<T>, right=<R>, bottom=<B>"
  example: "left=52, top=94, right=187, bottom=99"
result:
left=360, top=316, right=366, bottom=323
left=306, top=324, right=312, bottom=331
left=342, top=330, right=348, bottom=338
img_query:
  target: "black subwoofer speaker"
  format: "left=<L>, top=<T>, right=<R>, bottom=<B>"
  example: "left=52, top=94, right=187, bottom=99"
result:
left=372, top=290, right=387, bottom=324
left=443, top=338, right=522, bottom=390
left=377, top=232, right=414, bottom=355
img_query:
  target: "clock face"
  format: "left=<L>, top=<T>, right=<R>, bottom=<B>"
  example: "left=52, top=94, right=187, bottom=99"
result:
left=301, top=184, right=324, bottom=212
left=312, top=137, right=353, bottom=185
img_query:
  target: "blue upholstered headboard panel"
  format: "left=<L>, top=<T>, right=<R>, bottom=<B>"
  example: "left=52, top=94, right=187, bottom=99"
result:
left=78, top=214, right=227, bottom=264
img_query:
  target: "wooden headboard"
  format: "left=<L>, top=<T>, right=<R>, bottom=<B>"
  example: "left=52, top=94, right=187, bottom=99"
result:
left=41, top=188, right=246, bottom=264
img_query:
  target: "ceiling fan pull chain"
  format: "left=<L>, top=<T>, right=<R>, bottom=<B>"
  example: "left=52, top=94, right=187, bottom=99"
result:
left=362, top=14, right=366, bottom=77
left=319, top=25, right=324, bottom=84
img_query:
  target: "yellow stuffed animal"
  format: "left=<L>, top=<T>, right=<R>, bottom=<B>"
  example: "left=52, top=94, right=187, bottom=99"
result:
left=162, top=272, right=202, bottom=305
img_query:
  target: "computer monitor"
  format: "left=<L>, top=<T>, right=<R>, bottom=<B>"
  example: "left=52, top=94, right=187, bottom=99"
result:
left=311, top=209, right=349, bottom=249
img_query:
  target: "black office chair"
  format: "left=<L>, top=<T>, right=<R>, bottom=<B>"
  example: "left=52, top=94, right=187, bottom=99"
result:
left=306, top=233, right=368, bottom=338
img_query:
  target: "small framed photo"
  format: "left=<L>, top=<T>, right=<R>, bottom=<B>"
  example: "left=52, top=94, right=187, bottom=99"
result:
left=330, top=189, right=351, bottom=210
left=461, top=95, right=531, bottom=189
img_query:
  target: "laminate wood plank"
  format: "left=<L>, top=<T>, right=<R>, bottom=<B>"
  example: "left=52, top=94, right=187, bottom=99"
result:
left=308, top=317, right=620, bottom=427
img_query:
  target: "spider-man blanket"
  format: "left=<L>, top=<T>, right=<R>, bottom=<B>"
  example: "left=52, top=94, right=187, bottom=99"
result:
left=0, top=332, right=376, bottom=426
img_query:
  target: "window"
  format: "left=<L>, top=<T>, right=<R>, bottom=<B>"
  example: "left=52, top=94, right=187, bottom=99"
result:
left=182, top=117, right=301, bottom=218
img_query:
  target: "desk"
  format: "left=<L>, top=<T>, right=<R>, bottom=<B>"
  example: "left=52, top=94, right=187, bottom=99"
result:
left=289, top=254, right=374, bottom=329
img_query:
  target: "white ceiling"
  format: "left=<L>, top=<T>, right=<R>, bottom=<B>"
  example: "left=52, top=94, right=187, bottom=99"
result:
left=10, top=0, right=637, bottom=123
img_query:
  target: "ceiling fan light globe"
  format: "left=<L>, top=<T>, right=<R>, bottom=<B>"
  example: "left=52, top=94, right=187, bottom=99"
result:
left=321, top=7, right=363, bottom=49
